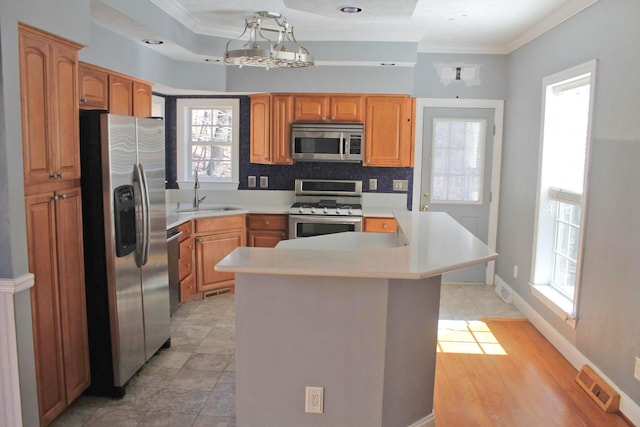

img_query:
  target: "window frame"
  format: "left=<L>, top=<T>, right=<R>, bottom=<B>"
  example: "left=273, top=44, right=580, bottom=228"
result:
left=176, top=98, right=240, bottom=190
left=530, top=60, right=597, bottom=328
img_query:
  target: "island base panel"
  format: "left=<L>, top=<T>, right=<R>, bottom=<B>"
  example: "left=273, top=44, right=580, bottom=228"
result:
left=234, top=272, right=441, bottom=427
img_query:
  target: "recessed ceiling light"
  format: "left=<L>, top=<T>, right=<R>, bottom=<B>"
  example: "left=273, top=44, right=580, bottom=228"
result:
left=142, top=39, right=164, bottom=45
left=339, top=6, right=362, bottom=14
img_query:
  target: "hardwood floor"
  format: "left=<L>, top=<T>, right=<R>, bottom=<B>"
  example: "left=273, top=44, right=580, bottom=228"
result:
left=434, top=319, right=631, bottom=427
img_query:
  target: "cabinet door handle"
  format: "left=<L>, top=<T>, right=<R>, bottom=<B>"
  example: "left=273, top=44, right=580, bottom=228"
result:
left=59, top=194, right=67, bottom=200
left=185, top=263, right=191, bottom=268
left=188, top=245, right=192, bottom=249
left=265, top=221, right=270, bottom=225
left=52, top=195, right=59, bottom=201
left=80, top=98, right=88, bottom=104
left=382, top=223, right=387, bottom=229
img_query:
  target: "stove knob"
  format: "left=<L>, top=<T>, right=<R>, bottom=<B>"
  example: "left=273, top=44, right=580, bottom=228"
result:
left=299, top=206, right=304, bottom=213
left=323, top=207, right=328, bottom=214
left=311, top=207, right=316, bottom=214
left=335, top=207, right=341, bottom=214
left=348, top=207, right=353, bottom=215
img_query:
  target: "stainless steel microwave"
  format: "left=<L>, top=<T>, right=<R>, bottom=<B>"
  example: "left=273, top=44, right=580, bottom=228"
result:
left=291, top=123, right=363, bottom=162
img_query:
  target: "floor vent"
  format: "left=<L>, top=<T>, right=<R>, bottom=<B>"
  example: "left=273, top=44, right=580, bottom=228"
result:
left=575, top=365, right=620, bottom=412
left=204, top=287, right=233, bottom=298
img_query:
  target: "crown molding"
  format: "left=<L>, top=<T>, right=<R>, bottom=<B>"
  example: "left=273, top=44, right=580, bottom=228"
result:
left=505, top=0, right=599, bottom=53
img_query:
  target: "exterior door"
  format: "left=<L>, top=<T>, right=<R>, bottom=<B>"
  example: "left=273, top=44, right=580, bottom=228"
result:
left=413, top=99, right=504, bottom=284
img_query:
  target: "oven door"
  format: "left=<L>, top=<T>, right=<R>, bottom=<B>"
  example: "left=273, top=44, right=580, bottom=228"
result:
left=289, top=215, right=362, bottom=239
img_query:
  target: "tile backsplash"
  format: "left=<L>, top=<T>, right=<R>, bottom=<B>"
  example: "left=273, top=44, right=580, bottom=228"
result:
left=163, top=95, right=413, bottom=208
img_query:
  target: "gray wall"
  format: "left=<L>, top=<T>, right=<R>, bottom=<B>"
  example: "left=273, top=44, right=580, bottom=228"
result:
left=497, top=0, right=640, bottom=403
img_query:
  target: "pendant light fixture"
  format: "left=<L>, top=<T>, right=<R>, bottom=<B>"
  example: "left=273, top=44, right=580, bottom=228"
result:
left=224, top=11, right=314, bottom=69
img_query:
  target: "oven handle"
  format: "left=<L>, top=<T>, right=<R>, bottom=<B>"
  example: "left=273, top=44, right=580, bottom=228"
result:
left=289, top=214, right=363, bottom=224
left=339, top=132, right=344, bottom=160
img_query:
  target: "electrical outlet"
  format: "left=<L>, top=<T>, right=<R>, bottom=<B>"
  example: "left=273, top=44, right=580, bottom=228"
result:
left=392, top=180, right=408, bottom=191
left=634, top=357, right=640, bottom=381
left=248, top=176, right=256, bottom=188
left=513, top=265, right=519, bottom=279
left=260, top=176, right=268, bottom=188
left=305, top=386, right=324, bottom=414
left=369, top=178, right=377, bottom=191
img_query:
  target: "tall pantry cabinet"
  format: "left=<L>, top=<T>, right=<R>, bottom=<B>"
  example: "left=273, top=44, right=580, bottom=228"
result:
left=18, top=24, right=90, bottom=426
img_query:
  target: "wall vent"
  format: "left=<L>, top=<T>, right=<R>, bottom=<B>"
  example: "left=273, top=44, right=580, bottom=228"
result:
left=204, top=287, right=233, bottom=298
left=495, top=281, right=512, bottom=303
left=575, top=365, right=620, bottom=412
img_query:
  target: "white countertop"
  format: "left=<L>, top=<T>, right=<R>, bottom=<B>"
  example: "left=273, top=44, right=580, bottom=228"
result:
left=216, top=211, right=497, bottom=280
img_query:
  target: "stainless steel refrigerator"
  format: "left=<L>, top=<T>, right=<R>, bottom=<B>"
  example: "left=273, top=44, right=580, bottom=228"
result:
left=80, top=111, right=170, bottom=397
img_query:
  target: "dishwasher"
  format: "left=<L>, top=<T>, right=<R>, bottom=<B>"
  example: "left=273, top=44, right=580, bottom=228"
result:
left=166, top=226, right=182, bottom=316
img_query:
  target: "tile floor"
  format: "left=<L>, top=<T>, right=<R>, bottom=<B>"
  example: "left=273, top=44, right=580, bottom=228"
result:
left=52, top=283, right=523, bottom=427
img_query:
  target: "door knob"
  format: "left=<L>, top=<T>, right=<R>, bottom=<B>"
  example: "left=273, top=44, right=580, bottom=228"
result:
left=421, top=205, right=429, bottom=212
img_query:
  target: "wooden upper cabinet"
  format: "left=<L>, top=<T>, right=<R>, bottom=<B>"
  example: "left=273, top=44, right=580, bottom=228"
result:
left=250, top=94, right=271, bottom=164
left=364, top=96, right=414, bottom=167
left=19, top=25, right=81, bottom=191
left=330, top=95, right=365, bottom=122
left=79, top=62, right=153, bottom=117
left=294, top=95, right=330, bottom=121
left=271, top=94, right=294, bottom=164
left=133, top=81, right=152, bottom=117
left=109, top=74, right=133, bottom=116
left=293, top=94, right=364, bottom=122
left=78, top=63, right=108, bottom=109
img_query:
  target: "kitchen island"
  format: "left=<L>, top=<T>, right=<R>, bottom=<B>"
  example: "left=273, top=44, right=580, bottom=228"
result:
left=216, top=211, right=497, bottom=427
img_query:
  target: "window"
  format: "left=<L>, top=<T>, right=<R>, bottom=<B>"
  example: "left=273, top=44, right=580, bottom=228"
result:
left=431, top=118, right=486, bottom=203
left=176, top=98, right=240, bottom=189
left=531, top=60, right=596, bottom=325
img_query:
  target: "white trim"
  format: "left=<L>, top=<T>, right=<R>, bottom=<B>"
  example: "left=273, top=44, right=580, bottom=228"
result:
left=0, top=275, right=32, bottom=427
left=530, top=283, right=577, bottom=328
left=176, top=98, right=240, bottom=190
left=407, top=412, right=436, bottom=427
left=0, top=273, right=35, bottom=294
left=495, top=275, right=640, bottom=426
left=413, top=98, right=504, bottom=285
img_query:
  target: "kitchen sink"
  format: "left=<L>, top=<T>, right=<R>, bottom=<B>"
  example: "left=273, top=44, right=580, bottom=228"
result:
left=175, top=206, right=242, bottom=213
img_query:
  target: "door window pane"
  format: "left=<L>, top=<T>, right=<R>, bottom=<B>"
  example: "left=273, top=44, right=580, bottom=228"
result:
left=431, top=118, right=486, bottom=203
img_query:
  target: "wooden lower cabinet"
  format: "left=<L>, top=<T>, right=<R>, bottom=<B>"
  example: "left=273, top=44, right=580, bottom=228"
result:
left=247, top=214, right=288, bottom=248
left=25, top=187, right=89, bottom=426
left=195, top=215, right=245, bottom=295
left=363, top=217, right=398, bottom=233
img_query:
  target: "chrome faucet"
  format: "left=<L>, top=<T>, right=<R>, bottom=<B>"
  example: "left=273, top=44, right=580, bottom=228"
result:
left=193, top=169, right=206, bottom=208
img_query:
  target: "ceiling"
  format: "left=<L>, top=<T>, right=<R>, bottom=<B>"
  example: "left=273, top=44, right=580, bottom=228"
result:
left=91, top=0, right=597, bottom=63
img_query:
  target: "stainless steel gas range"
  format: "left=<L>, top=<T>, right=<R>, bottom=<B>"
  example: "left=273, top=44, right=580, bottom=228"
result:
left=289, top=179, right=363, bottom=239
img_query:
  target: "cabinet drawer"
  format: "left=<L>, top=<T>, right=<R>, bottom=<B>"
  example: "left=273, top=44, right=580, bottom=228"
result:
left=179, top=237, right=194, bottom=258
left=178, top=220, right=193, bottom=241
left=363, top=217, right=397, bottom=233
left=180, top=274, right=198, bottom=302
left=196, top=215, right=245, bottom=234
left=247, top=214, right=287, bottom=230
left=179, top=243, right=193, bottom=280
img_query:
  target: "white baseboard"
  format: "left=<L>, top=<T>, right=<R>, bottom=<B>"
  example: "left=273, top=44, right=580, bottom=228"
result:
left=407, top=412, right=436, bottom=427
left=495, top=275, right=640, bottom=426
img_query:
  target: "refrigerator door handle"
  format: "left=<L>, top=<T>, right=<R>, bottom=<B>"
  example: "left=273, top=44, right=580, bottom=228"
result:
left=133, top=163, right=148, bottom=267
left=138, top=163, right=151, bottom=266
